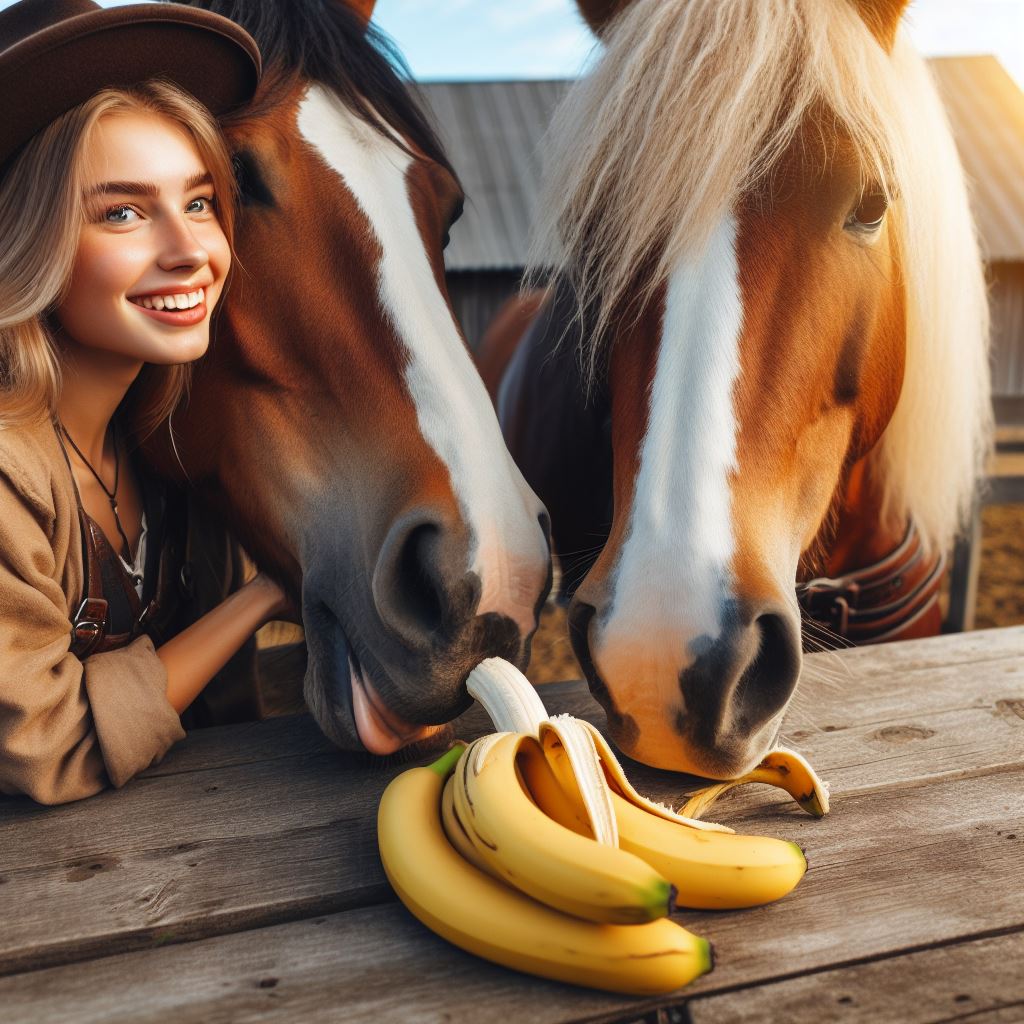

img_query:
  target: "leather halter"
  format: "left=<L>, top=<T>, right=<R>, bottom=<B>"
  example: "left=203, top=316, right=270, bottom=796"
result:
left=797, top=521, right=946, bottom=644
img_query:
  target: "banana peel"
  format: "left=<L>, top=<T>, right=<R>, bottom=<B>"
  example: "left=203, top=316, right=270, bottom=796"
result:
left=540, top=715, right=734, bottom=835
left=678, top=747, right=831, bottom=820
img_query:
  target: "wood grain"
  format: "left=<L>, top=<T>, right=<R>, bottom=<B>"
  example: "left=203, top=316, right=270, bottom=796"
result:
left=0, top=628, right=1021, bottom=1022
left=1, top=765, right=1022, bottom=1022
left=688, top=930, right=1024, bottom=1024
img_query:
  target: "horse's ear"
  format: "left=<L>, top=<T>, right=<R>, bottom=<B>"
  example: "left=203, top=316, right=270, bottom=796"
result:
left=344, top=0, right=375, bottom=24
left=576, top=0, right=633, bottom=37
left=853, top=0, right=911, bottom=50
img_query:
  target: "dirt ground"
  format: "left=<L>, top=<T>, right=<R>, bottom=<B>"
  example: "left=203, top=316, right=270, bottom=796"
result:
left=256, top=503, right=1024, bottom=710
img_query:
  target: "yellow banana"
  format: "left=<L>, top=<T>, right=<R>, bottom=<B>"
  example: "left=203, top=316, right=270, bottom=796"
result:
left=377, top=743, right=713, bottom=996
left=513, top=729, right=593, bottom=838
left=440, top=773, right=493, bottom=875
left=530, top=722, right=807, bottom=909
left=452, top=732, right=678, bottom=925
left=612, top=791, right=807, bottom=909
left=679, top=747, right=831, bottom=820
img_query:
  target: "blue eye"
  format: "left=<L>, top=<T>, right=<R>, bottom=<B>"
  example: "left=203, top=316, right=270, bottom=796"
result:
left=188, top=196, right=216, bottom=213
left=105, top=205, right=138, bottom=224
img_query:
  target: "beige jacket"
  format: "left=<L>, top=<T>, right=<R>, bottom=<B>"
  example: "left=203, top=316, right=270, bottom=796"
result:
left=0, top=415, right=261, bottom=805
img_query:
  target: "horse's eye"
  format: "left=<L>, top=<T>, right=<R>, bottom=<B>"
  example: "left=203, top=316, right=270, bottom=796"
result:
left=231, top=149, right=275, bottom=208
left=443, top=197, right=464, bottom=251
left=845, top=190, right=888, bottom=233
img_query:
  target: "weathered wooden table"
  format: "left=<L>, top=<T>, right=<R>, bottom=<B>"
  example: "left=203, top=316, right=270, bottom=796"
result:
left=2, top=627, right=1023, bottom=1023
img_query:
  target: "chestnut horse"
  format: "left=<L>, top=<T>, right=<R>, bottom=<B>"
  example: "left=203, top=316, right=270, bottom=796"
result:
left=148, top=0, right=551, bottom=757
left=478, top=0, right=991, bottom=778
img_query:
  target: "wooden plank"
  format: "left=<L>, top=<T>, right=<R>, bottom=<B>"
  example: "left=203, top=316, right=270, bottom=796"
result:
left=2, top=767, right=1022, bottom=1024
left=133, top=682, right=586, bottom=778
left=148, top=625, right=1023, bottom=778
left=688, top=930, right=1024, bottom=1023
left=0, top=631, right=1021, bottom=976
left=795, top=624, right=1022, bottom=675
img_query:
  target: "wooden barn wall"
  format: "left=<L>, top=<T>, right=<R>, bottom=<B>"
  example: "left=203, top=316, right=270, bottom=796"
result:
left=447, top=271, right=523, bottom=352
left=990, top=262, right=1024, bottom=401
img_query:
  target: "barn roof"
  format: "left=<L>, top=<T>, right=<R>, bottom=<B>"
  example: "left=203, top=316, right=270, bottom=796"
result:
left=929, top=56, right=1024, bottom=263
left=419, top=56, right=1024, bottom=272
left=419, top=80, right=568, bottom=273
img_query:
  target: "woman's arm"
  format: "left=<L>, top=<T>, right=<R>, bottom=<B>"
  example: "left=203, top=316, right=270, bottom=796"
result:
left=157, top=572, right=292, bottom=714
left=0, top=473, right=182, bottom=804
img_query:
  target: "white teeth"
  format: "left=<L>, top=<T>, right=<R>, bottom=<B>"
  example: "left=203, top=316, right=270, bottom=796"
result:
left=131, top=287, right=204, bottom=311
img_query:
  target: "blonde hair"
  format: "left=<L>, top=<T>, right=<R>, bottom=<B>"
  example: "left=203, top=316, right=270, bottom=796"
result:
left=528, top=0, right=991, bottom=556
left=0, top=77, right=240, bottom=445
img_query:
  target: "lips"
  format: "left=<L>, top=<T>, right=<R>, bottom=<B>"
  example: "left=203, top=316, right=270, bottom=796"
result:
left=348, top=654, right=443, bottom=755
left=128, top=298, right=208, bottom=326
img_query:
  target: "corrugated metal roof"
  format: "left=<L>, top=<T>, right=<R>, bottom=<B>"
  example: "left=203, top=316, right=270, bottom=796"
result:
left=929, top=56, right=1024, bottom=263
left=422, top=57, right=1024, bottom=272
left=419, top=80, right=569, bottom=272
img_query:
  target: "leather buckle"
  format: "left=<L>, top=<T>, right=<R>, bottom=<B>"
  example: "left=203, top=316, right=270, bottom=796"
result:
left=799, top=578, right=861, bottom=620
left=71, top=597, right=108, bottom=648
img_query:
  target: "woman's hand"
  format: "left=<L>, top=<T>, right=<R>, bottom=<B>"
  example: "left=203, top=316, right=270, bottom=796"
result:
left=247, top=571, right=301, bottom=625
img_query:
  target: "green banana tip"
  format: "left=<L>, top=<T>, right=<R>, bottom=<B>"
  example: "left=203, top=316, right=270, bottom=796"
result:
left=702, top=938, right=715, bottom=976
left=790, top=840, right=808, bottom=867
left=428, top=742, right=467, bottom=779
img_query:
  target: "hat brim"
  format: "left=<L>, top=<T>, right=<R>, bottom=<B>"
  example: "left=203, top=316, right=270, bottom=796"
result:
left=0, top=4, right=261, bottom=167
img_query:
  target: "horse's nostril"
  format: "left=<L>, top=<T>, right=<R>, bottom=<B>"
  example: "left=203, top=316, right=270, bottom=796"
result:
left=737, top=609, right=801, bottom=723
left=538, top=509, right=552, bottom=545
left=374, top=518, right=458, bottom=648
left=395, top=523, right=445, bottom=633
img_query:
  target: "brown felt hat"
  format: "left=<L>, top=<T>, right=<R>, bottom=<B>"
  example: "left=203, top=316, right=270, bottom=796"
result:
left=0, top=0, right=261, bottom=169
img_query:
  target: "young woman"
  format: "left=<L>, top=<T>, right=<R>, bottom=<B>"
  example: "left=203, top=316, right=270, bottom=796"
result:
left=0, top=0, right=291, bottom=804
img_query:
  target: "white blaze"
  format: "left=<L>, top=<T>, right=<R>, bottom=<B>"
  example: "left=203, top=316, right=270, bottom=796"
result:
left=297, top=86, right=546, bottom=635
left=594, top=214, right=744, bottom=697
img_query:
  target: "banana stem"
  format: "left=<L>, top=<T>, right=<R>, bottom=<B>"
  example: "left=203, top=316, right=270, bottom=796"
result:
left=429, top=742, right=468, bottom=779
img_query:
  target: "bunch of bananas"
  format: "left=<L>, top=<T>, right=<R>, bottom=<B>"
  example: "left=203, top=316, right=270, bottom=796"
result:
left=377, top=658, right=826, bottom=996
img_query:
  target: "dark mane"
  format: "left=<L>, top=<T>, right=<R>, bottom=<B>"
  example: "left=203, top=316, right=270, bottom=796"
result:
left=175, top=0, right=454, bottom=177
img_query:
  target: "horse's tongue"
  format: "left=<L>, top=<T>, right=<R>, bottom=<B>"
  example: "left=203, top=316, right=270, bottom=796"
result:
left=350, top=665, right=436, bottom=755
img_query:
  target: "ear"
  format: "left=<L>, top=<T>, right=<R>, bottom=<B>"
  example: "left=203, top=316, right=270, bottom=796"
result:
left=344, top=0, right=376, bottom=24
left=853, top=0, right=911, bottom=51
left=576, top=0, right=633, bottom=37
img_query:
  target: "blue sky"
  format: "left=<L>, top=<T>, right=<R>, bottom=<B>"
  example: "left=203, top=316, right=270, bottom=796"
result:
left=373, top=0, right=1024, bottom=88
left=7, top=1, right=1024, bottom=90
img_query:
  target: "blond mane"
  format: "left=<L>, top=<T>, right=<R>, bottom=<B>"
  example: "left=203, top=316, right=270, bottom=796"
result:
left=528, top=0, right=991, bottom=556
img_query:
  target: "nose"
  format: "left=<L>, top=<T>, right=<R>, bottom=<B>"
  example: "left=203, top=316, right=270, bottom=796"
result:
left=570, top=592, right=802, bottom=774
left=157, top=214, right=209, bottom=272
left=372, top=510, right=477, bottom=651
left=679, top=601, right=802, bottom=747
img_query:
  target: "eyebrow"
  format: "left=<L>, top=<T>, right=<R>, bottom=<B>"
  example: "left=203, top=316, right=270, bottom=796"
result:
left=83, top=171, right=213, bottom=199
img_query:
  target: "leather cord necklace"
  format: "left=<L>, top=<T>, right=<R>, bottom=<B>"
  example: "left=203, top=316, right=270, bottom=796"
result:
left=57, top=417, right=140, bottom=580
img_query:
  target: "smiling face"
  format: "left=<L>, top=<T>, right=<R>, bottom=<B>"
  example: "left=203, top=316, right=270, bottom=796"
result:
left=55, top=110, right=232, bottom=368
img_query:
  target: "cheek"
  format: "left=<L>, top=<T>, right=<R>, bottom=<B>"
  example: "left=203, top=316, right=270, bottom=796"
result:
left=199, top=223, right=232, bottom=288
left=65, top=235, right=148, bottom=305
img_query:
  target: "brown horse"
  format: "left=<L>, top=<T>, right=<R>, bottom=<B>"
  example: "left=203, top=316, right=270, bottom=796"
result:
left=479, top=0, right=991, bottom=778
left=146, top=0, right=551, bottom=757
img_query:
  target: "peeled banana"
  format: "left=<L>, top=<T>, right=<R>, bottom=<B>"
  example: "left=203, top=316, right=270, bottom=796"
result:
left=377, top=658, right=824, bottom=996
left=377, top=742, right=713, bottom=996
left=518, top=721, right=806, bottom=909
left=451, top=731, right=678, bottom=925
